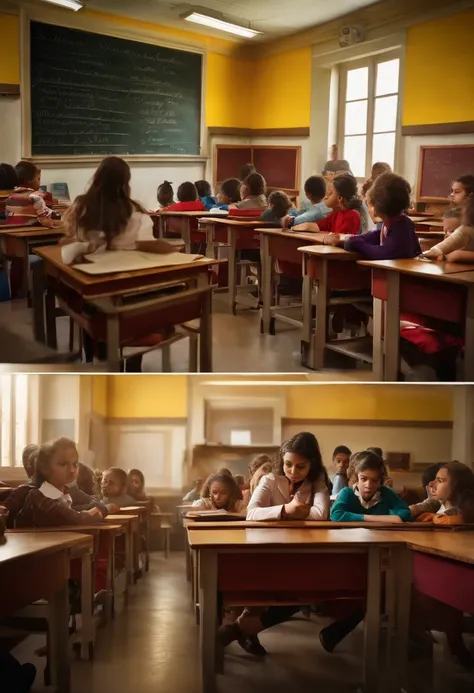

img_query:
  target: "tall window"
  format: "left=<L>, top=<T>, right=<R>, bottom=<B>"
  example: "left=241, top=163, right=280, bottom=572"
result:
left=339, top=52, right=401, bottom=179
left=0, top=374, right=29, bottom=467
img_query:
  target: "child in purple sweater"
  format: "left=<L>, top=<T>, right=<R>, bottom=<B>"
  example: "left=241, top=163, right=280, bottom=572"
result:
left=325, top=172, right=421, bottom=259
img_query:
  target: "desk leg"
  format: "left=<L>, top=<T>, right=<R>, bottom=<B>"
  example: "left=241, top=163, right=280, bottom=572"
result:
left=206, top=226, right=215, bottom=259
left=45, top=284, right=58, bottom=350
left=464, top=285, right=474, bottom=381
left=261, top=234, right=272, bottom=333
left=183, top=219, right=191, bottom=254
left=158, top=216, right=164, bottom=239
left=199, top=549, right=219, bottom=693
left=384, top=272, right=400, bottom=382
left=199, top=289, right=213, bottom=372
left=125, top=525, right=133, bottom=588
left=23, top=241, right=30, bottom=299
left=48, top=581, right=70, bottom=693
left=31, top=259, right=46, bottom=344
left=301, top=262, right=312, bottom=346
left=185, top=532, right=192, bottom=582
left=388, top=547, right=412, bottom=693
left=308, top=259, right=328, bottom=370
left=228, top=234, right=237, bottom=311
left=105, top=538, right=115, bottom=621
left=106, top=315, right=121, bottom=372
left=80, top=551, right=94, bottom=660
left=372, top=298, right=384, bottom=381
left=364, top=546, right=382, bottom=693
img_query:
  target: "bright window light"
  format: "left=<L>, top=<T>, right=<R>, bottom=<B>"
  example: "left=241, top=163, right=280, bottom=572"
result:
left=40, top=0, right=84, bottom=11
left=183, top=12, right=261, bottom=39
left=230, top=430, right=252, bottom=445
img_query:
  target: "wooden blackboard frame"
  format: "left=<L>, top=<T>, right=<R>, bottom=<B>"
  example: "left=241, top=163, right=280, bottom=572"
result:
left=20, top=8, right=208, bottom=165
left=416, top=144, right=474, bottom=204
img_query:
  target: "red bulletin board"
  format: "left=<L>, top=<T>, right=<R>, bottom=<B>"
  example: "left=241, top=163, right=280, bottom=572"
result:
left=215, top=145, right=301, bottom=194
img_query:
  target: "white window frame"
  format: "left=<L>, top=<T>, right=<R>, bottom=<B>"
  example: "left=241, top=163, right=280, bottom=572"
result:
left=0, top=374, right=32, bottom=469
left=337, top=49, right=403, bottom=180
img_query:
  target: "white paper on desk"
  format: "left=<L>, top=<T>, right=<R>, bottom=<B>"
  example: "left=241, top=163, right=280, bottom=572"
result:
left=73, top=250, right=204, bottom=275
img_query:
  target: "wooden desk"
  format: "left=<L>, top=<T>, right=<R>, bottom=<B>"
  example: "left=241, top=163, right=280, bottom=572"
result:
left=358, top=258, right=474, bottom=381
left=0, top=531, right=93, bottom=692
left=154, top=211, right=225, bottom=252
left=298, top=245, right=372, bottom=370
left=416, top=220, right=444, bottom=230
left=259, top=228, right=326, bottom=335
left=34, top=245, right=218, bottom=371
left=104, top=514, right=139, bottom=587
left=198, top=217, right=272, bottom=313
left=188, top=527, right=409, bottom=693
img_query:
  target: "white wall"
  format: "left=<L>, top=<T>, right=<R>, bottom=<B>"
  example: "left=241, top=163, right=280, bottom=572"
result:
left=0, top=97, right=206, bottom=210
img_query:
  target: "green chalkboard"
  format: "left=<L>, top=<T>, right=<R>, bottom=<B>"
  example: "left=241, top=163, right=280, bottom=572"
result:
left=30, top=21, right=202, bottom=156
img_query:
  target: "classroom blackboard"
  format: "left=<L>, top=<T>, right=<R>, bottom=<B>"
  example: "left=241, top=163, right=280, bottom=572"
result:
left=30, top=21, right=202, bottom=156
left=417, top=145, right=474, bottom=202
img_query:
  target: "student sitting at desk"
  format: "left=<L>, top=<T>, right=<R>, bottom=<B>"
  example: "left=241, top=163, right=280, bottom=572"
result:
left=414, top=461, right=474, bottom=525
left=409, top=462, right=444, bottom=519
left=101, top=467, right=136, bottom=508
left=326, top=173, right=420, bottom=259
left=230, top=172, right=267, bottom=210
left=442, top=207, right=462, bottom=237
left=194, top=179, right=217, bottom=210
left=242, top=454, right=274, bottom=505
left=159, top=181, right=205, bottom=213
left=260, top=190, right=293, bottom=226
left=157, top=180, right=174, bottom=208
left=422, top=175, right=474, bottom=263
left=246, top=432, right=329, bottom=521
left=192, top=472, right=246, bottom=512
left=5, top=161, right=57, bottom=227
left=293, top=174, right=364, bottom=237
left=283, top=175, right=330, bottom=228
left=127, top=468, right=150, bottom=502
left=331, top=445, right=352, bottom=498
left=14, top=438, right=106, bottom=527
left=182, top=478, right=204, bottom=502
left=209, top=177, right=241, bottom=211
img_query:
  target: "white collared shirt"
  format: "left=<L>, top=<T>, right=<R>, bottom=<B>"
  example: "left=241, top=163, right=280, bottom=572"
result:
left=353, top=485, right=381, bottom=510
left=39, top=481, right=73, bottom=508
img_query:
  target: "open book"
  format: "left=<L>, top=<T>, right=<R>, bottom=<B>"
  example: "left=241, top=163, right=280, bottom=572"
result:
left=186, top=510, right=247, bottom=521
left=73, top=250, right=204, bottom=275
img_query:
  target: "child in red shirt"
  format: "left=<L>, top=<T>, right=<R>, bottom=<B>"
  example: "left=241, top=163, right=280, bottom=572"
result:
left=160, top=181, right=205, bottom=212
left=293, top=173, right=362, bottom=237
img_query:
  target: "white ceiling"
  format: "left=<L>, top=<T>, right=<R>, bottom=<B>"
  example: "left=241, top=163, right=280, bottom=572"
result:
left=86, top=0, right=379, bottom=41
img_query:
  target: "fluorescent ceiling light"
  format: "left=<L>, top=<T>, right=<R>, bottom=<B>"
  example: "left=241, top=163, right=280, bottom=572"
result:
left=40, top=0, right=84, bottom=11
left=183, top=12, right=261, bottom=39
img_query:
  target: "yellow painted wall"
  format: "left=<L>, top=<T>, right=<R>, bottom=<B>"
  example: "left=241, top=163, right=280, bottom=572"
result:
left=0, top=14, right=20, bottom=84
left=206, top=53, right=252, bottom=128
left=403, top=10, right=474, bottom=125
left=108, top=375, right=188, bottom=418
left=91, top=376, right=109, bottom=417
left=250, top=47, right=312, bottom=128
left=286, top=385, right=453, bottom=421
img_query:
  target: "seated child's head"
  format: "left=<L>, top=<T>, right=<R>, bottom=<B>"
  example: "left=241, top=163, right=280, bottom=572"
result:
left=177, top=181, right=198, bottom=202
left=325, top=173, right=361, bottom=212
left=194, top=180, right=212, bottom=198
left=239, top=162, right=256, bottom=182
left=201, top=472, right=242, bottom=510
left=250, top=461, right=273, bottom=492
left=241, top=172, right=266, bottom=201
left=431, top=461, right=474, bottom=522
left=0, top=163, right=18, bottom=190
left=268, top=190, right=292, bottom=218
left=248, top=454, right=273, bottom=479
left=217, top=467, right=232, bottom=476
left=421, top=462, right=444, bottom=498
left=371, top=162, right=392, bottom=180
left=33, top=438, right=79, bottom=490
left=102, top=467, right=128, bottom=499
left=22, top=443, right=39, bottom=479
left=304, top=176, right=326, bottom=204
left=332, top=445, right=351, bottom=476
left=366, top=172, right=411, bottom=221
left=193, top=477, right=204, bottom=491
left=366, top=446, right=383, bottom=460
left=218, top=178, right=241, bottom=205
left=351, top=450, right=386, bottom=501
left=127, top=468, right=145, bottom=497
left=16, top=161, right=41, bottom=191
left=443, top=207, right=462, bottom=237
left=278, top=431, right=324, bottom=485
left=234, top=474, right=246, bottom=490
left=157, top=180, right=174, bottom=207
left=77, top=462, right=95, bottom=496
left=450, top=175, right=474, bottom=212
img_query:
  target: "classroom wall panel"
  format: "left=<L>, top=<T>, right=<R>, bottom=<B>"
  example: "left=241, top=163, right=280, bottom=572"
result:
left=91, top=376, right=109, bottom=418
left=107, top=375, right=188, bottom=419
left=0, top=13, right=20, bottom=85
left=283, top=422, right=452, bottom=468
left=403, top=10, right=474, bottom=126
left=206, top=54, right=252, bottom=128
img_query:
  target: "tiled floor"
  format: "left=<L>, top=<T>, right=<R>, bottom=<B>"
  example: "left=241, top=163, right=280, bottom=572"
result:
left=11, top=554, right=474, bottom=693
left=0, top=295, right=372, bottom=378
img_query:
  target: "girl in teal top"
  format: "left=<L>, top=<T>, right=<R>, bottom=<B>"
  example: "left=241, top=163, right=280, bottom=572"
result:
left=330, top=450, right=411, bottom=523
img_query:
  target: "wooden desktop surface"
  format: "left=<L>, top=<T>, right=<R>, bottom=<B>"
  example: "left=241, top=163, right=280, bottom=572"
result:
left=7, top=524, right=123, bottom=534
left=0, top=531, right=93, bottom=563
left=34, top=245, right=219, bottom=299
left=0, top=226, right=65, bottom=237
left=184, top=519, right=466, bottom=531
left=260, top=228, right=327, bottom=244
left=358, top=258, right=474, bottom=280
left=298, top=244, right=361, bottom=261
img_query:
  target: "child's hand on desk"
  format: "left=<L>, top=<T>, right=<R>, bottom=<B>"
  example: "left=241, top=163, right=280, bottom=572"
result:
left=86, top=507, right=104, bottom=519
left=282, top=215, right=292, bottom=229
left=293, top=222, right=311, bottom=232
left=323, top=234, right=342, bottom=247
left=106, top=503, right=120, bottom=513
left=421, top=249, right=443, bottom=261
left=283, top=497, right=311, bottom=519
